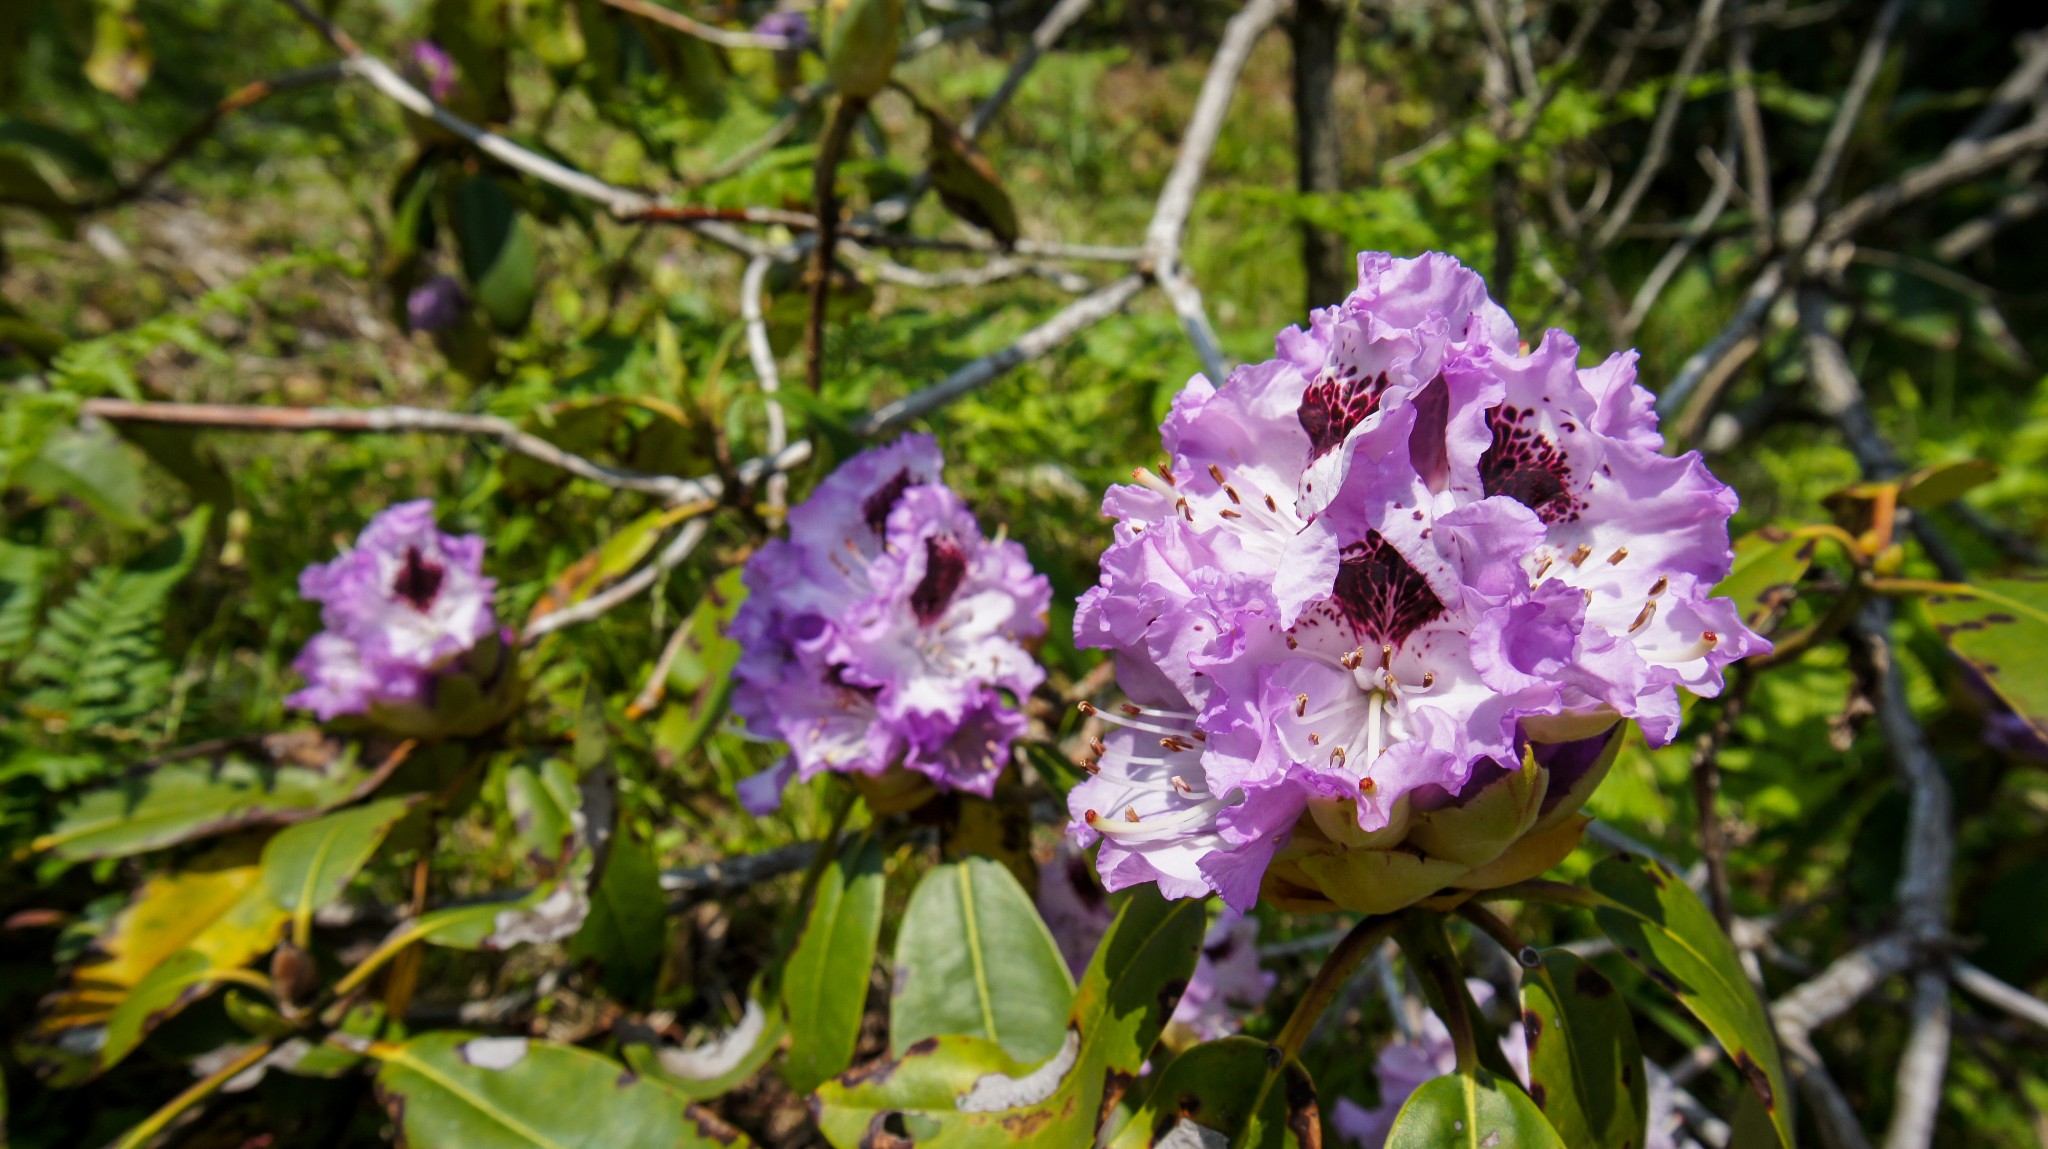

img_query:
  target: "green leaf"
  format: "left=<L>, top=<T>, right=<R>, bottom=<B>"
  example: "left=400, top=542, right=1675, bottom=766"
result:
left=1716, top=531, right=1816, bottom=634
left=1103, top=1037, right=1304, bottom=1149
left=623, top=996, right=785, bottom=1102
left=504, top=755, right=582, bottom=870
left=1898, top=459, right=1998, bottom=509
left=824, top=0, right=903, bottom=99
left=1588, top=856, right=1794, bottom=1148
left=454, top=176, right=538, bottom=331
left=0, top=537, right=52, bottom=663
left=921, top=104, right=1019, bottom=244
left=15, top=426, right=148, bottom=529
left=1922, top=577, right=2048, bottom=743
left=654, top=567, right=746, bottom=751
left=261, top=798, right=415, bottom=928
left=1387, top=1071, right=1569, bottom=1148
left=35, top=735, right=405, bottom=860
left=891, top=856, right=1074, bottom=1063
left=1519, top=951, right=1649, bottom=1149
left=812, top=885, right=1206, bottom=1147
left=783, top=834, right=886, bottom=1094
left=570, top=829, right=667, bottom=1003
left=83, top=1, right=151, bottom=100
left=371, top=1032, right=755, bottom=1148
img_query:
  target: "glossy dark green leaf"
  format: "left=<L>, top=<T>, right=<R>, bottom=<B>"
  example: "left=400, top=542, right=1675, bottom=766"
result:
left=783, top=834, right=886, bottom=1094
left=260, top=798, right=415, bottom=919
left=454, top=176, right=538, bottom=330
left=1898, top=458, right=1997, bottom=509
left=1519, top=951, right=1648, bottom=1149
left=373, top=1032, right=755, bottom=1147
left=812, top=885, right=1205, bottom=1146
left=35, top=735, right=404, bottom=860
left=1386, top=1071, right=1568, bottom=1148
left=890, top=857, right=1074, bottom=1062
left=570, top=829, right=667, bottom=1002
left=1588, top=856, right=1794, bottom=1148
left=1922, top=577, right=2048, bottom=744
left=1104, top=1037, right=1308, bottom=1149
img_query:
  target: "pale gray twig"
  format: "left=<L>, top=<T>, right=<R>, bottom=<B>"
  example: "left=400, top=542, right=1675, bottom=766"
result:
left=1591, top=0, right=1726, bottom=250
left=523, top=519, right=711, bottom=641
left=962, top=0, right=1096, bottom=142
left=597, top=0, right=800, bottom=49
left=741, top=255, right=789, bottom=515
left=1884, top=970, right=1953, bottom=1149
left=1621, top=144, right=1738, bottom=339
left=1951, top=959, right=2048, bottom=1034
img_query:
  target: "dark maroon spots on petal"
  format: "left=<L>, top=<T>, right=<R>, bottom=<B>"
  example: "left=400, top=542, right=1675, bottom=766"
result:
left=1331, top=532, right=1444, bottom=646
left=1297, top=370, right=1389, bottom=459
left=1480, top=405, right=1584, bottom=524
left=911, top=535, right=968, bottom=625
left=824, top=662, right=883, bottom=699
left=861, top=468, right=916, bottom=536
left=391, top=547, right=445, bottom=611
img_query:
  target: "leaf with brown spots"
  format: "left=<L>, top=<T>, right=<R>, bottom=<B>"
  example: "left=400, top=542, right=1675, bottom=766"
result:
left=371, top=1032, right=756, bottom=1148
left=1520, top=951, right=1648, bottom=1149
left=1588, top=856, right=1793, bottom=1148
left=1921, top=577, right=2048, bottom=744
left=1102, top=1038, right=1303, bottom=1149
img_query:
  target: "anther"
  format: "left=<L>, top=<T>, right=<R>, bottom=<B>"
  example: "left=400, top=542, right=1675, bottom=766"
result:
left=1286, top=634, right=1300, bottom=650
left=1120, top=703, right=1143, bottom=717
left=1177, top=498, right=1193, bottom=522
left=1629, top=602, right=1657, bottom=634
left=1649, top=575, right=1668, bottom=597
left=1159, top=462, right=1178, bottom=485
left=1078, top=757, right=1100, bottom=773
left=1224, top=484, right=1242, bottom=505
left=1125, top=806, right=1141, bottom=823
left=1208, top=464, right=1225, bottom=484
left=1421, top=671, right=1436, bottom=688
left=1533, top=557, right=1554, bottom=580
left=1308, top=733, right=1321, bottom=746
left=1171, top=776, right=1195, bottom=796
left=1264, top=493, right=1279, bottom=512
left=1331, top=746, right=1346, bottom=766
left=1568, top=544, right=1593, bottom=567
left=1077, top=700, right=1099, bottom=715
left=1089, top=736, right=1107, bottom=756
left=1607, top=547, right=1629, bottom=564
left=1294, top=692, right=1309, bottom=718
left=1219, top=509, right=1243, bottom=519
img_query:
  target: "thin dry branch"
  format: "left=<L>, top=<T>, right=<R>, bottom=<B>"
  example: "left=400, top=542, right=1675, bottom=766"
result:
left=523, top=519, right=711, bottom=641
left=78, top=400, right=707, bottom=504
left=1884, top=970, right=1953, bottom=1149
left=596, top=0, right=799, bottom=49
left=962, top=0, right=1097, bottom=142
left=1591, top=0, right=1726, bottom=250
left=1951, top=959, right=2048, bottom=1034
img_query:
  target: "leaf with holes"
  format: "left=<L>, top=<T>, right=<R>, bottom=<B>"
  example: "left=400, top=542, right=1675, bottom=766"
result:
left=1104, top=1037, right=1313, bottom=1149
left=813, top=885, right=1205, bottom=1147
left=1588, top=856, right=1793, bottom=1148
left=1922, top=577, right=2048, bottom=744
left=783, top=834, right=887, bottom=1094
left=1386, top=1070, right=1568, bottom=1148
left=1519, top=951, right=1648, bottom=1149
left=371, top=1032, right=755, bottom=1148
left=891, top=857, right=1074, bottom=1063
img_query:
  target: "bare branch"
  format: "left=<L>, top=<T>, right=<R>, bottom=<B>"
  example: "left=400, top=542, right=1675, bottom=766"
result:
left=1725, top=0, right=1775, bottom=236
left=1590, top=0, right=1726, bottom=250
left=1771, top=933, right=1917, bottom=1040
left=1144, top=0, right=1288, bottom=383
left=1819, top=116, right=2048, bottom=248
left=850, top=273, right=1149, bottom=435
left=1883, top=970, right=1952, bottom=1149
left=962, top=0, right=1097, bottom=142
left=523, top=519, right=711, bottom=642
left=1951, top=959, right=2048, bottom=1034
left=662, top=843, right=818, bottom=907
left=78, top=399, right=707, bottom=505
left=1621, top=144, right=1738, bottom=339
left=1934, top=183, right=2047, bottom=261
left=1655, top=261, right=1782, bottom=418
left=1781, top=1031, right=1878, bottom=1149
left=596, top=0, right=800, bottom=49
left=741, top=255, right=789, bottom=515
left=1959, top=29, right=2048, bottom=145
left=1785, top=0, right=1908, bottom=238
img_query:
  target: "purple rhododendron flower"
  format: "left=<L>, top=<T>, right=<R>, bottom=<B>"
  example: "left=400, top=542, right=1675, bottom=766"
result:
left=1035, top=843, right=1274, bottom=1041
left=407, top=275, right=468, bottom=333
left=754, top=8, right=813, bottom=45
left=288, top=500, right=497, bottom=720
left=411, top=41, right=460, bottom=102
left=731, top=434, right=1050, bottom=811
left=1331, top=980, right=1531, bottom=1148
left=1069, top=251, right=1767, bottom=910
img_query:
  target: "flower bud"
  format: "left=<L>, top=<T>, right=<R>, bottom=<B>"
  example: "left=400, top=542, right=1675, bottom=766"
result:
left=825, top=0, right=902, bottom=100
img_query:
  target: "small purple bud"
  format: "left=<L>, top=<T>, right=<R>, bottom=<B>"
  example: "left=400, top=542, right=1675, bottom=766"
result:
left=407, top=275, right=468, bottom=333
left=753, top=9, right=813, bottom=47
left=411, top=41, right=460, bottom=103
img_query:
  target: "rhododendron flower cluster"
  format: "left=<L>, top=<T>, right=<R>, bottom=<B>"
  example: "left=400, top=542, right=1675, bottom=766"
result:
left=289, top=500, right=503, bottom=728
left=1035, top=843, right=1273, bottom=1043
left=731, top=435, right=1050, bottom=812
left=1070, top=251, right=1766, bottom=910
